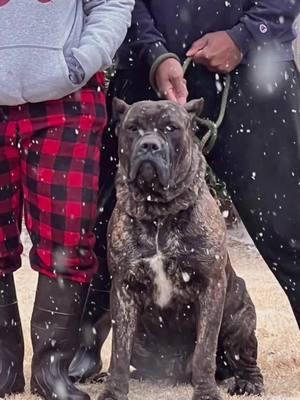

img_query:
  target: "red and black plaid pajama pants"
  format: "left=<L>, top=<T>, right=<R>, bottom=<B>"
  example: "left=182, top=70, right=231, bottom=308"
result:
left=0, top=73, right=107, bottom=283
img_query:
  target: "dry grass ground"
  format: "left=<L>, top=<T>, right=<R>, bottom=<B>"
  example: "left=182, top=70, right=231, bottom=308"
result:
left=10, top=228, right=300, bottom=400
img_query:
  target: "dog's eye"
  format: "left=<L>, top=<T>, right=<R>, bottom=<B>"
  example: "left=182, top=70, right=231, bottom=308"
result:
left=127, top=125, right=139, bottom=132
left=165, top=125, right=178, bottom=133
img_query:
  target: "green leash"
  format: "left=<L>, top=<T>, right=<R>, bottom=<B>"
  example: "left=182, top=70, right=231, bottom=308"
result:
left=182, top=57, right=231, bottom=155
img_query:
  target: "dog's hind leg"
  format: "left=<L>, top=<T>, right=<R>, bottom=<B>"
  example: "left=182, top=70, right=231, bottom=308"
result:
left=130, top=336, right=159, bottom=380
left=219, top=270, right=264, bottom=396
left=131, top=336, right=193, bottom=384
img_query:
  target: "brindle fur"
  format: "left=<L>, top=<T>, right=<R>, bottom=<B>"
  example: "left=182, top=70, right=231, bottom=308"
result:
left=98, top=99, right=264, bottom=400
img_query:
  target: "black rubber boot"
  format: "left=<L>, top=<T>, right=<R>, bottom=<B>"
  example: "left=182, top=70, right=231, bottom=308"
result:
left=0, top=274, right=25, bottom=398
left=31, top=274, right=90, bottom=400
left=69, top=267, right=111, bottom=383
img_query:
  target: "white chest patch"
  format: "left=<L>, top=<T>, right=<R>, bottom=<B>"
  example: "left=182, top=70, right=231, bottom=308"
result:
left=148, top=253, right=173, bottom=308
left=144, top=221, right=173, bottom=308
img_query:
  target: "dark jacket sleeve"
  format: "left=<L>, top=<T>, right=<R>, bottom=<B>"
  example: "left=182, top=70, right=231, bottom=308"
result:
left=227, top=0, right=300, bottom=55
left=128, top=0, right=170, bottom=67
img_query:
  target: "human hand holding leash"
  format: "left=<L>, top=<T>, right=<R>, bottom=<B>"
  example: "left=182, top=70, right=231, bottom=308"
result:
left=186, top=31, right=242, bottom=73
left=155, top=58, right=188, bottom=105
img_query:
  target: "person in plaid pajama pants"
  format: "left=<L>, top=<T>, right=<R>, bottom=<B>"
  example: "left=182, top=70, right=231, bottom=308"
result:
left=0, top=1, right=134, bottom=399
left=1, top=75, right=106, bottom=283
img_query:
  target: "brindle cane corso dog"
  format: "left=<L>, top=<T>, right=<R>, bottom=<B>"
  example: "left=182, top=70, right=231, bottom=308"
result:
left=98, top=98, right=264, bottom=400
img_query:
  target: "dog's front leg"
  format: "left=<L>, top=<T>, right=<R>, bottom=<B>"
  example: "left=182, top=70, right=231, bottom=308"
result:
left=98, top=281, right=138, bottom=400
left=192, top=272, right=226, bottom=400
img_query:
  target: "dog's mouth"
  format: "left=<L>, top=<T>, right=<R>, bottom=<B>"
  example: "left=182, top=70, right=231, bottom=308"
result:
left=129, top=156, right=171, bottom=188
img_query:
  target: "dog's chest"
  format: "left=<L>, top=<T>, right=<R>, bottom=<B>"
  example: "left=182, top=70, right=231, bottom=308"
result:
left=128, top=220, right=199, bottom=309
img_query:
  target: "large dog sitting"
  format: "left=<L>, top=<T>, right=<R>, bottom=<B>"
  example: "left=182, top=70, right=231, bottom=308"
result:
left=98, top=98, right=264, bottom=400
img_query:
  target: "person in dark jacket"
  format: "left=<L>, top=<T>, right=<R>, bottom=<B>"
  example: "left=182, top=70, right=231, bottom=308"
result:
left=0, top=1, right=134, bottom=399
left=70, top=0, right=300, bottom=383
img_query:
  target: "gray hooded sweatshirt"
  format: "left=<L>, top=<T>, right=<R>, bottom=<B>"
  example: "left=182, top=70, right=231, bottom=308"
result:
left=0, top=0, right=134, bottom=105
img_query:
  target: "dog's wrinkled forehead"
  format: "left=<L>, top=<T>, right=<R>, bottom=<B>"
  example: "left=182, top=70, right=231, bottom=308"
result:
left=122, top=100, right=189, bottom=129
left=113, top=98, right=204, bottom=133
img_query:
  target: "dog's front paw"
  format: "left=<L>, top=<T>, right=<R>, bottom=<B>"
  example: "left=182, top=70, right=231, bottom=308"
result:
left=192, top=388, right=223, bottom=400
left=228, top=377, right=264, bottom=396
left=97, top=389, right=128, bottom=400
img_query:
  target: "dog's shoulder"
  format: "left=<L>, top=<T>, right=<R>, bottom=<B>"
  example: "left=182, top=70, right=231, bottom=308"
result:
left=194, top=184, right=226, bottom=238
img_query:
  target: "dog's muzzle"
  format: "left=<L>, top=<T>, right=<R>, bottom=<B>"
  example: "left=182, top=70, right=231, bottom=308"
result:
left=129, top=134, right=170, bottom=187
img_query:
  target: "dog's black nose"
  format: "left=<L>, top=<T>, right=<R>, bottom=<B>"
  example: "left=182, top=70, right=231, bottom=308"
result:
left=137, top=136, right=162, bottom=155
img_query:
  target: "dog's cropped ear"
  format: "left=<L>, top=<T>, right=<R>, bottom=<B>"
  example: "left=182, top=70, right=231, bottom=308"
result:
left=184, top=98, right=204, bottom=117
left=112, top=97, right=129, bottom=123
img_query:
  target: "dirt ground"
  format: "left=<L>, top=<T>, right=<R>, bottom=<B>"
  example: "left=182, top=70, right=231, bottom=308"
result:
left=10, top=227, right=300, bottom=400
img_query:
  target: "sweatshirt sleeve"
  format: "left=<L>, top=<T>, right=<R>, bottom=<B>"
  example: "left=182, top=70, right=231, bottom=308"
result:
left=128, top=0, right=171, bottom=67
left=227, top=0, right=300, bottom=55
left=72, top=0, right=135, bottom=80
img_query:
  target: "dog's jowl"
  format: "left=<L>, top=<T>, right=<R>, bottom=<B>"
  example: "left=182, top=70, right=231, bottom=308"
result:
left=98, top=99, right=264, bottom=400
